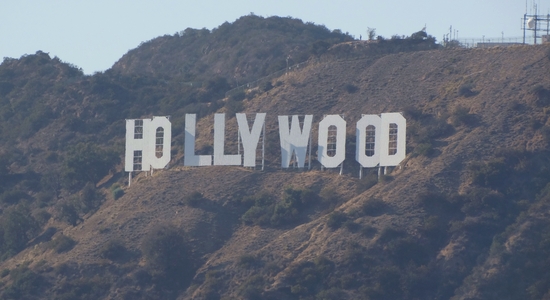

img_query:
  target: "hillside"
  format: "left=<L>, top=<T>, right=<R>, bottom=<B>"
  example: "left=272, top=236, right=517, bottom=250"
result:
left=1, top=14, right=550, bottom=300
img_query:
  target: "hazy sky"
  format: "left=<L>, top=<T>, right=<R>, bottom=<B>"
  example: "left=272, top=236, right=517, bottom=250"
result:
left=2, top=0, right=547, bottom=74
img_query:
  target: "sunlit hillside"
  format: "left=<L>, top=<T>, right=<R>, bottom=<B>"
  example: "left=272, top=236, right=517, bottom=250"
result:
left=0, top=14, right=549, bottom=300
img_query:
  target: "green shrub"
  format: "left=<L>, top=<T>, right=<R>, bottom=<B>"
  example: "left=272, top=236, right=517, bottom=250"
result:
left=33, top=209, right=51, bottom=226
left=53, top=276, right=110, bottom=300
left=200, top=270, right=223, bottom=299
left=184, top=191, right=204, bottom=207
left=362, top=198, right=387, bottom=216
left=0, top=269, right=9, bottom=278
left=99, top=239, right=127, bottom=261
left=344, top=84, right=359, bottom=94
left=141, top=224, right=193, bottom=290
left=57, top=202, right=81, bottom=226
left=79, top=183, right=103, bottom=213
left=242, top=188, right=315, bottom=227
left=386, top=236, right=430, bottom=266
left=468, top=158, right=509, bottom=188
left=3, top=266, right=45, bottom=299
left=48, top=235, right=76, bottom=253
left=540, top=125, right=550, bottom=143
left=378, top=227, right=406, bottom=243
left=260, top=80, right=273, bottom=92
left=238, top=275, right=264, bottom=299
left=327, top=212, right=348, bottom=229
left=343, top=220, right=360, bottom=232
left=237, top=254, right=258, bottom=268
left=450, top=105, right=477, bottom=126
left=112, top=187, right=124, bottom=200
left=285, top=256, right=335, bottom=297
left=361, top=225, right=377, bottom=237
left=2, top=205, right=39, bottom=258
left=457, top=83, right=476, bottom=97
left=319, top=187, right=339, bottom=206
left=62, top=143, right=119, bottom=190
left=229, top=90, right=245, bottom=102
left=402, top=106, right=423, bottom=120
left=414, top=142, right=434, bottom=157
left=0, top=190, right=29, bottom=204
left=225, top=98, right=244, bottom=115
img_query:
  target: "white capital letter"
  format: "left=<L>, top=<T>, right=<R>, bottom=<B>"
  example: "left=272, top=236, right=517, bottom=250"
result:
left=278, top=115, right=313, bottom=168
left=379, top=112, right=406, bottom=167
left=236, top=113, right=266, bottom=167
left=214, top=113, right=241, bottom=165
left=356, top=114, right=381, bottom=168
left=318, top=115, right=346, bottom=168
left=184, top=114, right=212, bottom=166
left=125, top=116, right=171, bottom=172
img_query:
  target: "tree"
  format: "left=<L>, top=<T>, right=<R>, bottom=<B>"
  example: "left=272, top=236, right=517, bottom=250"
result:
left=367, top=27, right=376, bottom=40
left=141, top=224, right=193, bottom=290
left=62, top=143, right=119, bottom=188
left=2, top=205, right=38, bottom=258
left=410, top=30, right=428, bottom=40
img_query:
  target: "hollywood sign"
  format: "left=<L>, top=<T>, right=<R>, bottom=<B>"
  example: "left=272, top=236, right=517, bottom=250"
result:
left=125, top=113, right=406, bottom=174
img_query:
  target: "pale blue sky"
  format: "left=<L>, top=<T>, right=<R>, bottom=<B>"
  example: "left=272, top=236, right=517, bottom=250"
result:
left=1, top=0, right=546, bottom=74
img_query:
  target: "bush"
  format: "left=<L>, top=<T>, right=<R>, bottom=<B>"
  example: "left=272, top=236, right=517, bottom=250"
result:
left=414, top=142, right=434, bottom=157
left=225, top=98, right=244, bottom=115
left=112, top=187, right=124, bottom=200
left=361, top=225, right=377, bottom=237
left=2, top=205, right=39, bottom=258
left=62, top=143, right=119, bottom=189
left=457, top=83, right=476, bottom=97
left=260, top=81, right=273, bottom=92
left=468, top=158, right=509, bottom=188
left=3, top=266, right=46, bottom=299
left=57, top=202, right=81, bottom=226
left=0, top=190, right=30, bottom=204
left=48, top=235, right=76, bottom=253
left=386, top=236, right=430, bottom=266
left=344, top=220, right=360, bottom=232
left=242, top=188, right=315, bottom=227
left=229, top=90, right=245, bottom=102
left=99, top=239, right=127, bottom=261
left=237, top=254, right=258, bottom=268
left=402, top=106, right=423, bottom=120
left=238, top=275, right=264, bottom=299
left=327, top=212, right=348, bottom=229
left=0, top=269, right=9, bottom=278
left=53, top=276, right=110, bottom=300
left=286, top=256, right=335, bottom=297
left=141, top=224, right=193, bottom=290
left=184, top=191, right=204, bottom=207
left=378, top=227, right=405, bottom=243
left=450, top=106, right=477, bottom=126
left=200, top=270, right=223, bottom=299
left=361, top=198, right=387, bottom=216
left=79, top=183, right=103, bottom=213
left=319, top=187, right=339, bottom=206
left=344, top=84, right=359, bottom=94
